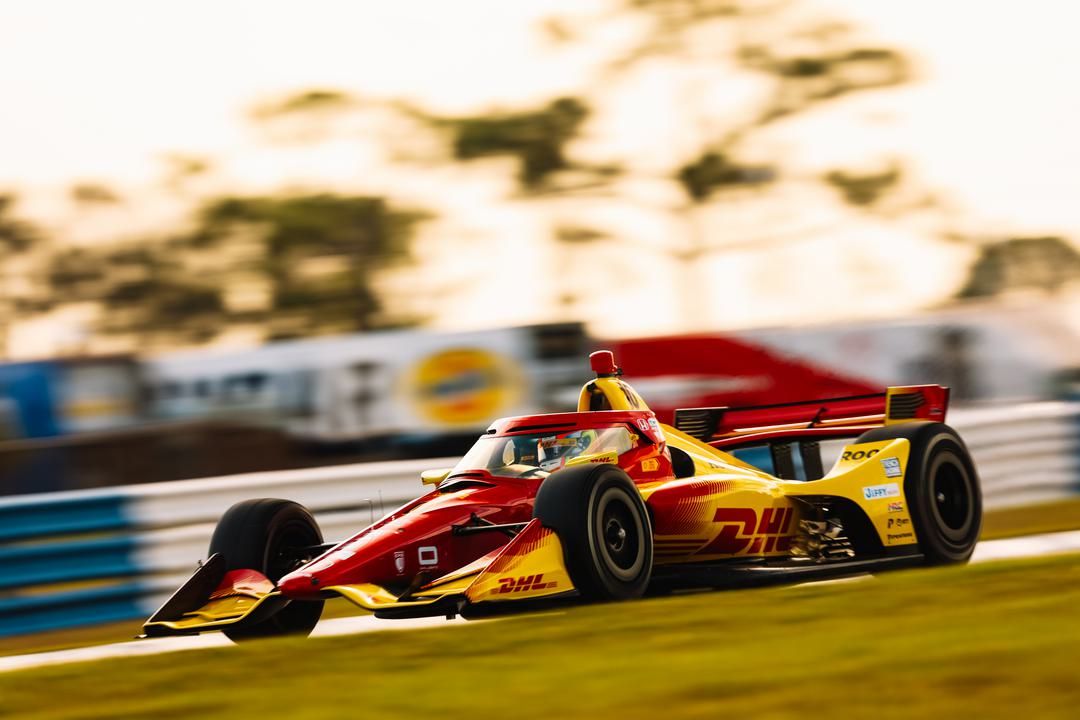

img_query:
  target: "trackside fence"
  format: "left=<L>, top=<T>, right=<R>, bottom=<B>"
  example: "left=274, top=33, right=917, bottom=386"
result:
left=2, top=402, right=1078, bottom=639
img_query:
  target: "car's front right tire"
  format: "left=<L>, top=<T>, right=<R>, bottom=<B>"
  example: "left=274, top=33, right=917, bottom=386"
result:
left=533, top=464, right=653, bottom=601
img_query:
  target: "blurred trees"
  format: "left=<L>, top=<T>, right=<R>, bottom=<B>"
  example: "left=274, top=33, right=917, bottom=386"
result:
left=957, top=237, right=1080, bottom=299
left=658, top=10, right=910, bottom=207
left=251, top=89, right=354, bottom=121
left=823, top=165, right=903, bottom=208
left=386, top=0, right=921, bottom=323
left=48, top=245, right=226, bottom=345
left=69, top=183, right=121, bottom=206
left=0, top=195, right=39, bottom=254
left=37, top=193, right=428, bottom=349
left=0, top=195, right=42, bottom=356
left=677, top=153, right=774, bottom=203
left=2, top=0, right=1078, bottom=358
left=188, top=194, right=428, bottom=337
left=445, top=97, right=590, bottom=189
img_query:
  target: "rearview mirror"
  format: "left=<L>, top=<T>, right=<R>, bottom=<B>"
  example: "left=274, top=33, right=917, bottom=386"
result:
left=421, top=468, right=452, bottom=486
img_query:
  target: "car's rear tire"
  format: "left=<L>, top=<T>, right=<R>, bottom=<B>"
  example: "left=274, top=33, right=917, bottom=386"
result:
left=533, top=464, right=653, bottom=601
left=854, top=422, right=982, bottom=564
left=208, top=498, right=325, bottom=640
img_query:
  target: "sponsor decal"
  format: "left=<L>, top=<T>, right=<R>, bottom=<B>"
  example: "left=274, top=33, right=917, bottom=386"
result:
left=496, top=573, right=557, bottom=594
left=863, top=483, right=900, bottom=500
left=541, top=436, right=581, bottom=449
left=887, top=517, right=911, bottom=529
left=887, top=532, right=915, bottom=543
left=418, top=546, right=439, bottom=566
left=641, top=458, right=660, bottom=472
left=394, top=550, right=406, bottom=575
left=406, top=348, right=520, bottom=426
left=636, top=417, right=664, bottom=440
left=888, top=501, right=904, bottom=513
left=881, top=456, right=902, bottom=478
left=565, top=450, right=619, bottom=468
left=842, top=448, right=880, bottom=461
left=695, top=507, right=795, bottom=555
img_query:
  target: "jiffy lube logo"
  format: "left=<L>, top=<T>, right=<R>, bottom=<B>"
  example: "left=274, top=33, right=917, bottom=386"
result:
left=408, top=348, right=521, bottom=425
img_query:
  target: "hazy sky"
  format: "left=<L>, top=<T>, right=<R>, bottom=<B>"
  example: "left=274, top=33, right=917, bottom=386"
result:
left=2, top=0, right=1078, bottom=232
left=2, top=0, right=1079, bottom=352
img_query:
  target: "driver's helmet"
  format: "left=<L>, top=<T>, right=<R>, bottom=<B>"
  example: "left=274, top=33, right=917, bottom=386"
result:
left=538, top=429, right=599, bottom=472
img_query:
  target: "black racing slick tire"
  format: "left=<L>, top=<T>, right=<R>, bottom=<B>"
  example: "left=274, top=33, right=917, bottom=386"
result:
left=855, top=422, right=982, bottom=565
left=533, top=464, right=653, bottom=601
left=208, top=498, right=325, bottom=641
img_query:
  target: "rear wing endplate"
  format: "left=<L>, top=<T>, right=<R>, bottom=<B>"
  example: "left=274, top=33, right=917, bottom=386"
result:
left=673, top=385, right=950, bottom=450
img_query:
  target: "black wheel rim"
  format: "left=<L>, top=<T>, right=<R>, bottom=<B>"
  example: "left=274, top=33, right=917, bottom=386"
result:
left=266, top=520, right=320, bottom=581
left=603, top=503, right=637, bottom=570
left=593, top=486, right=645, bottom=581
left=929, top=451, right=974, bottom=545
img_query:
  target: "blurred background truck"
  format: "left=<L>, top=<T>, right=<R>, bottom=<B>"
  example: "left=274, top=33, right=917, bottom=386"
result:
left=2, top=305, right=1077, bottom=496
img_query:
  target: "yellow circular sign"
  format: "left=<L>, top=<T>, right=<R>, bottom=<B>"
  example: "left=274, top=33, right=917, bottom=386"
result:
left=407, top=348, right=521, bottom=426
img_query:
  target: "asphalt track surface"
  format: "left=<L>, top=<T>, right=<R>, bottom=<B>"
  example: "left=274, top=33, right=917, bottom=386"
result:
left=4, top=529, right=1080, bottom=675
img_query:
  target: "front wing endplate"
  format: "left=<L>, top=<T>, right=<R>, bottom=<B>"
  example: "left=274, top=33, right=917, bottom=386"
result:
left=142, top=556, right=287, bottom=637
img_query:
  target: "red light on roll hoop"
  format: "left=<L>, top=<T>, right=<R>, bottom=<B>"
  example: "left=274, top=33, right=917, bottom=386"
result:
left=589, top=350, right=618, bottom=376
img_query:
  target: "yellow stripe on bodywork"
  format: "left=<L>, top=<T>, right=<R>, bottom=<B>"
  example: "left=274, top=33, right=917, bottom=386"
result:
left=465, top=519, right=573, bottom=603
left=143, top=591, right=282, bottom=633
left=326, top=583, right=454, bottom=610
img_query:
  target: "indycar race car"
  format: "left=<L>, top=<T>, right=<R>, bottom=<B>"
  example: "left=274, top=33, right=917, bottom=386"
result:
left=142, top=351, right=982, bottom=640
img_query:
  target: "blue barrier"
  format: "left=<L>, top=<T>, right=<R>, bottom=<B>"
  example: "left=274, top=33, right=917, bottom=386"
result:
left=0, top=493, right=131, bottom=543
left=1075, top=410, right=1080, bottom=494
left=0, top=492, right=143, bottom=637
left=0, top=536, right=139, bottom=590
left=0, top=582, right=146, bottom=637
left=0, top=456, right=438, bottom=638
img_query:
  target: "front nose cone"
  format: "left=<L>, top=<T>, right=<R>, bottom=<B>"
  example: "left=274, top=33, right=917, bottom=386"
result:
left=278, top=571, right=321, bottom=598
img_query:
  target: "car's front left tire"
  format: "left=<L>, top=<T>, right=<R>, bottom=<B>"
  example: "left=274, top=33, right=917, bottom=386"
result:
left=208, top=498, right=325, bottom=641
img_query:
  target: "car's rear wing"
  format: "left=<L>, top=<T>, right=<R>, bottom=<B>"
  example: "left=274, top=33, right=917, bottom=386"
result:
left=673, top=385, right=950, bottom=451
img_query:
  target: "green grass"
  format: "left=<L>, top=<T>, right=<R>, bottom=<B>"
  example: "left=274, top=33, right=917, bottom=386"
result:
left=2, top=552, right=1079, bottom=720
left=3, top=497, right=1079, bottom=660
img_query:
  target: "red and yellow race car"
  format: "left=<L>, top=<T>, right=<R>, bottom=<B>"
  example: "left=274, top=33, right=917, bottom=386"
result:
left=143, top=351, right=981, bottom=640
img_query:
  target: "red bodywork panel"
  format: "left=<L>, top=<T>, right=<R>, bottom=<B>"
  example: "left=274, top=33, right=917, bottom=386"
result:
left=485, top=409, right=667, bottom=445
left=673, top=385, right=950, bottom=449
left=279, top=408, right=670, bottom=599
left=279, top=479, right=536, bottom=599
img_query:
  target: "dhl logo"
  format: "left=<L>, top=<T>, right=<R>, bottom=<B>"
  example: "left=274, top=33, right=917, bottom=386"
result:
left=495, top=573, right=557, bottom=594
left=696, top=507, right=795, bottom=555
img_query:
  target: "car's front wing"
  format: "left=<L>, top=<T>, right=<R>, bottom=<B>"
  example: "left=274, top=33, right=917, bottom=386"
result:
left=141, top=518, right=576, bottom=637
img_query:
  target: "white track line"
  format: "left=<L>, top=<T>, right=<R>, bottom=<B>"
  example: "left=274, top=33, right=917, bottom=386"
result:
left=0, top=615, right=463, bottom=674
left=4, top=530, right=1080, bottom=674
left=972, top=529, right=1080, bottom=562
